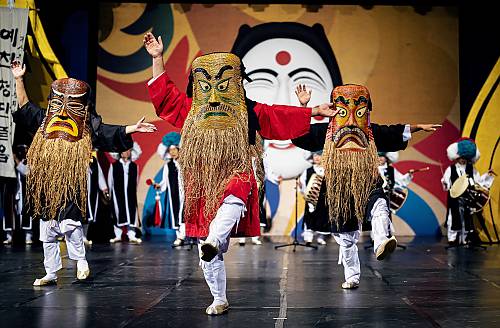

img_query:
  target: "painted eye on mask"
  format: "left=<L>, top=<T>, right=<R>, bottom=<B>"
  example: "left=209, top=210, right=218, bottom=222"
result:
left=336, top=106, right=347, bottom=117
left=50, top=99, right=63, bottom=111
left=198, top=80, right=212, bottom=93
left=216, top=78, right=230, bottom=92
left=356, top=106, right=367, bottom=118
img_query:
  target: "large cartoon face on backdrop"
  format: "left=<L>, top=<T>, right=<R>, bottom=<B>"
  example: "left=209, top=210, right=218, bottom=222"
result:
left=42, top=78, right=90, bottom=142
left=189, top=53, right=246, bottom=130
left=232, top=22, right=342, bottom=179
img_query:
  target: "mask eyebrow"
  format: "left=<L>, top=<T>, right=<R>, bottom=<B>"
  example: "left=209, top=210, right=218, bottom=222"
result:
left=194, top=67, right=211, bottom=80
left=354, top=96, right=368, bottom=106
left=246, top=68, right=278, bottom=77
left=334, top=96, right=349, bottom=106
left=215, top=65, right=233, bottom=79
left=288, top=68, right=326, bottom=85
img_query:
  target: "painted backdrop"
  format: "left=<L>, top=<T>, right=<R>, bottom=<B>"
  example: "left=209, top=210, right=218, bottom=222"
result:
left=96, top=4, right=460, bottom=236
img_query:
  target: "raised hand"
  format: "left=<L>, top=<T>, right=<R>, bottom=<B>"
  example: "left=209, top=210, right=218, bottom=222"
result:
left=126, top=117, right=157, bottom=134
left=295, top=84, right=312, bottom=107
left=143, top=32, right=163, bottom=58
left=11, top=61, right=26, bottom=79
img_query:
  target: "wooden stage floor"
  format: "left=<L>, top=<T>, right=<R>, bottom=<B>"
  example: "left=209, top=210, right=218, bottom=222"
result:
left=1, top=235, right=499, bottom=327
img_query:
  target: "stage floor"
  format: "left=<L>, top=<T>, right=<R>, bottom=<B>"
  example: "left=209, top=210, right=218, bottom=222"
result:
left=1, top=236, right=499, bottom=327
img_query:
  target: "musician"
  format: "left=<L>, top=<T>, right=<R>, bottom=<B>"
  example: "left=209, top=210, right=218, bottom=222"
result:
left=441, top=138, right=495, bottom=245
left=378, top=152, right=413, bottom=194
left=299, top=151, right=329, bottom=245
left=108, top=143, right=143, bottom=245
left=155, top=132, right=185, bottom=247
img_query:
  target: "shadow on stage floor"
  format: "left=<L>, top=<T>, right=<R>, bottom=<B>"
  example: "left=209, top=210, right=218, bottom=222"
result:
left=0, top=235, right=499, bottom=327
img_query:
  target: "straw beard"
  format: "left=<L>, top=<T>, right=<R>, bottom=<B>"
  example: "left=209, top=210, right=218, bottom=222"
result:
left=179, top=107, right=263, bottom=223
left=322, top=139, right=379, bottom=228
left=26, top=129, right=92, bottom=220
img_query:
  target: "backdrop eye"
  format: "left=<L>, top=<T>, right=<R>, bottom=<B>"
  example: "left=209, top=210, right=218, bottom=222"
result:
left=336, top=106, right=347, bottom=117
left=216, top=78, right=230, bottom=92
left=198, top=80, right=211, bottom=92
left=356, top=107, right=367, bottom=118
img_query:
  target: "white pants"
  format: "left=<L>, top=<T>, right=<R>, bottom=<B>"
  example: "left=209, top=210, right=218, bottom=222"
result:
left=332, top=198, right=391, bottom=283
left=446, top=211, right=468, bottom=243
left=199, top=195, right=245, bottom=305
left=303, top=224, right=329, bottom=243
left=176, top=223, right=186, bottom=240
left=39, top=219, right=86, bottom=275
left=113, top=225, right=137, bottom=240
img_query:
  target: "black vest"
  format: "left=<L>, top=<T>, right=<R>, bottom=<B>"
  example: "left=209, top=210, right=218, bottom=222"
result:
left=112, top=161, right=138, bottom=225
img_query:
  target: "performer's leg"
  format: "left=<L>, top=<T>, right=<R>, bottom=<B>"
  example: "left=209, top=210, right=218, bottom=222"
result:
left=82, top=223, right=92, bottom=245
left=34, top=220, right=62, bottom=286
left=370, top=198, right=397, bottom=260
left=316, top=232, right=327, bottom=245
left=127, top=227, right=142, bottom=244
left=238, top=237, right=246, bottom=246
left=251, top=236, right=262, bottom=245
left=110, top=225, right=123, bottom=243
left=303, top=224, right=313, bottom=244
left=201, top=196, right=244, bottom=262
left=332, top=231, right=360, bottom=289
left=198, top=239, right=230, bottom=315
left=61, top=219, right=89, bottom=280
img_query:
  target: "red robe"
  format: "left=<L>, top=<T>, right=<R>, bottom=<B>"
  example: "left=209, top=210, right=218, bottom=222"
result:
left=148, top=72, right=312, bottom=237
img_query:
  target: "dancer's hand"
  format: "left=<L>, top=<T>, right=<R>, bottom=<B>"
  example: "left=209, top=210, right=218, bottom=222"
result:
left=126, top=117, right=157, bottom=134
left=11, top=61, right=26, bottom=79
left=295, top=85, right=311, bottom=107
left=411, top=124, right=442, bottom=133
left=312, top=103, right=338, bottom=118
left=143, top=32, right=163, bottom=58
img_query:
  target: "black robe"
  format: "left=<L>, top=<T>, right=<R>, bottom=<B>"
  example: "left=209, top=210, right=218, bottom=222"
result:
left=111, top=160, right=138, bottom=226
left=12, top=102, right=133, bottom=222
left=292, top=123, right=407, bottom=233
left=446, top=163, right=474, bottom=232
left=161, top=159, right=183, bottom=229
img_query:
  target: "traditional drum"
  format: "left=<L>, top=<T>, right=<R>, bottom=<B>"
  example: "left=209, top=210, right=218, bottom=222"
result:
left=389, top=187, right=408, bottom=212
left=304, top=173, right=324, bottom=207
left=450, top=174, right=489, bottom=213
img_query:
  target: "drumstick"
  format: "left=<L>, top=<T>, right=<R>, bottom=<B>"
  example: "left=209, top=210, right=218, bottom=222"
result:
left=407, top=166, right=430, bottom=174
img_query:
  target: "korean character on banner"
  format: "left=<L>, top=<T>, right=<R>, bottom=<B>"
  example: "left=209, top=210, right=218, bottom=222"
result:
left=0, top=126, right=8, bottom=141
left=0, top=144, right=9, bottom=163
left=0, top=101, right=10, bottom=118
left=0, top=51, right=15, bottom=68
left=0, top=28, right=19, bottom=47
left=0, top=79, right=11, bottom=97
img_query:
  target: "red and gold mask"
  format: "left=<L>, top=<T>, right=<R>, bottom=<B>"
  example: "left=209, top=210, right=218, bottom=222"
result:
left=326, top=84, right=371, bottom=151
left=42, top=78, right=90, bottom=142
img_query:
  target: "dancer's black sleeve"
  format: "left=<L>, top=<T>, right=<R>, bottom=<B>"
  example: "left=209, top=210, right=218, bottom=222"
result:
left=93, top=123, right=133, bottom=153
left=12, top=102, right=45, bottom=135
left=291, top=123, right=408, bottom=152
left=371, top=124, right=408, bottom=152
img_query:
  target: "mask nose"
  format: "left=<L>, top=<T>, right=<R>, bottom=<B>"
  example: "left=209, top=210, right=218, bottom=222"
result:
left=209, top=91, right=220, bottom=107
left=57, top=104, right=69, bottom=118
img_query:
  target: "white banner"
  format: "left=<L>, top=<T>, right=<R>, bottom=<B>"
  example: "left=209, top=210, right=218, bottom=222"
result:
left=0, top=7, right=28, bottom=178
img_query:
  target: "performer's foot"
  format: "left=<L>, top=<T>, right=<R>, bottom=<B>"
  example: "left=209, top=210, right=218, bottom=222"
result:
left=25, top=232, right=33, bottom=245
left=129, top=237, right=142, bottom=245
left=205, top=301, right=229, bottom=315
left=3, top=233, right=12, bottom=245
left=77, top=260, right=90, bottom=280
left=200, top=241, right=218, bottom=262
left=341, top=281, right=359, bottom=289
left=33, top=273, right=58, bottom=286
left=251, top=237, right=262, bottom=245
left=109, top=237, right=121, bottom=244
left=317, top=237, right=327, bottom=245
left=173, top=238, right=184, bottom=246
left=238, top=237, right=246, bottom=246
left=376, top=236, right=397, bottom=261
